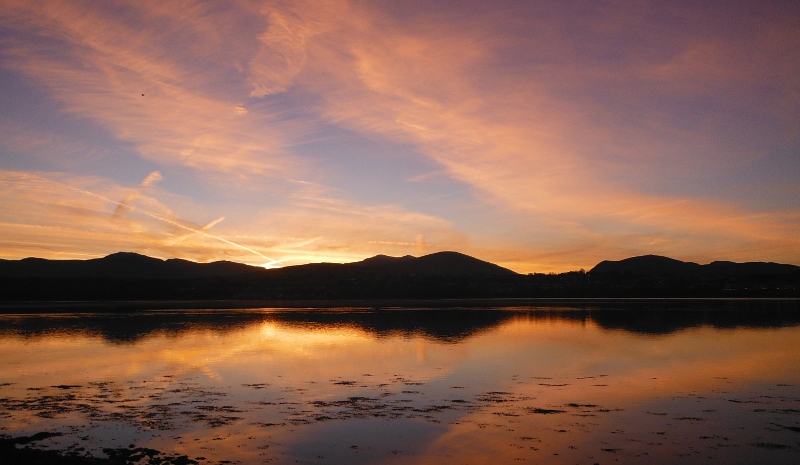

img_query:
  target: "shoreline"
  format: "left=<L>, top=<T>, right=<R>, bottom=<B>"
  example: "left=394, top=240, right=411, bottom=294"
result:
left=1, top=297, right=798, bottom=313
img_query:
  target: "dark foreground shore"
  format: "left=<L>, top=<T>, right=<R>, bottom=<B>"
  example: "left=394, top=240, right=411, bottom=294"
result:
left=1, top=297, right=798, bottom=313
left=1, top=433, right=198, bottom=465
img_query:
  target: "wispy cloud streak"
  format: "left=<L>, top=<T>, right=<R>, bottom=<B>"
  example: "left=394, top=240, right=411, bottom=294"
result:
left=1, top=0, right=798, bottom=270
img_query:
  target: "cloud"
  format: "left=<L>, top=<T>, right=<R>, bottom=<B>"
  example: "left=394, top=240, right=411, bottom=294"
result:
left=248, top=9, right=313, bottom=97
left=0, top=0, right=299, bottom=178
left=0, top=169, right=466, bottom=265
left=269, top=0, right=800, bottom=268
left=227, top=181, right=468, bottom=265
left=1, top=0, right=798, bottom=271
left=112, top=171, right=162, bottom=219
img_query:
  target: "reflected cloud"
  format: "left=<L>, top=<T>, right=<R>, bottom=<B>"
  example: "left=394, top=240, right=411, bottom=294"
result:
left=0, top=309, right=513, bottom=344
left=2, top=306, right=799, bottom=345
left=1, top=308, right=799, bottom=464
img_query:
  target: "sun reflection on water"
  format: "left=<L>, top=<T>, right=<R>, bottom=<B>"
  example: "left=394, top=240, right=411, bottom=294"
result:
left=0, top=309, right=799, bottom=464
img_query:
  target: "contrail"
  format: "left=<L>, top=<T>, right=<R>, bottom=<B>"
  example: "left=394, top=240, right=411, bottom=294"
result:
left=67, top=183, right=277, bottom=263
left=261, top=258, right=291, bottom=268
left=112, top=171, right=163, bottom=219
left=168, top=216, right=226, bottom=245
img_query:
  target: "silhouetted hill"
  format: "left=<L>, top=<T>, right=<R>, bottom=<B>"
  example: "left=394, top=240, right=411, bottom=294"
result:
left=590, top=255, right=800, bottom=278
left=704, top=260, right=800, bottom=276
left=0, top=251, right=516, bottom=281
left=352, top=251, right=516, bottom=276
left=0, top=252, right=797, bottom=301
left=0, top=252, right=259, bottom=279
left=591, top=255, right=702, bottom=276
left=262, top=251, right=516, bottom=278
left=357, top=254, right=416, bottom=267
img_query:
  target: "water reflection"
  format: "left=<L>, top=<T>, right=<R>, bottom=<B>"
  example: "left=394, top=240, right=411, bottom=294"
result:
left=1, top=302, right=799, bottom=343
left=0, top=309, right=517, bottom=344
left=1, top=306, right=799, bottom=464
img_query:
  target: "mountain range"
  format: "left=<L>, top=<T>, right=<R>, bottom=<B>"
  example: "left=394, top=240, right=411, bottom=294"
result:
left=0, top=251, right=515, bottom=279
left=3, top=251, right=798, bottom=279
left=589, top=254, right=800, bottom=277
left=0, top=251, right=798, bottom=301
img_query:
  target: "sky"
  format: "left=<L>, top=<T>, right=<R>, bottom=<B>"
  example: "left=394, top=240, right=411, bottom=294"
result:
left=0, top=0, right=798, bottom=273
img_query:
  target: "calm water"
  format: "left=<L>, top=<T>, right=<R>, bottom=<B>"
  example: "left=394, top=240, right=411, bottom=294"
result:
left=1, top=305, right=799, bottom=464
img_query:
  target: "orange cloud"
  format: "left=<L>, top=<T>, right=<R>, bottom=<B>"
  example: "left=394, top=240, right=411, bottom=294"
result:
left=1, top=0, right=798, bottom=271
left=0, top=169, right=466, bottom=265
left=1, top=0, right=297, bottom=177
left=261, top=0, right=800, bottom=270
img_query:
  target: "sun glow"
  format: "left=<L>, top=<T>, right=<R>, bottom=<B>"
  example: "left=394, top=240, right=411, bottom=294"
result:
left=0, top=0, right=798, bottom=270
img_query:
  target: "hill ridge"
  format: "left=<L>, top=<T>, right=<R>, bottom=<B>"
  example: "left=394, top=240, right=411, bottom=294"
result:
left=0, top=250, right=517, bottom=279
left=590, top=254, right=800, bottom=277
left=0, top=252, right=797, bottom=300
